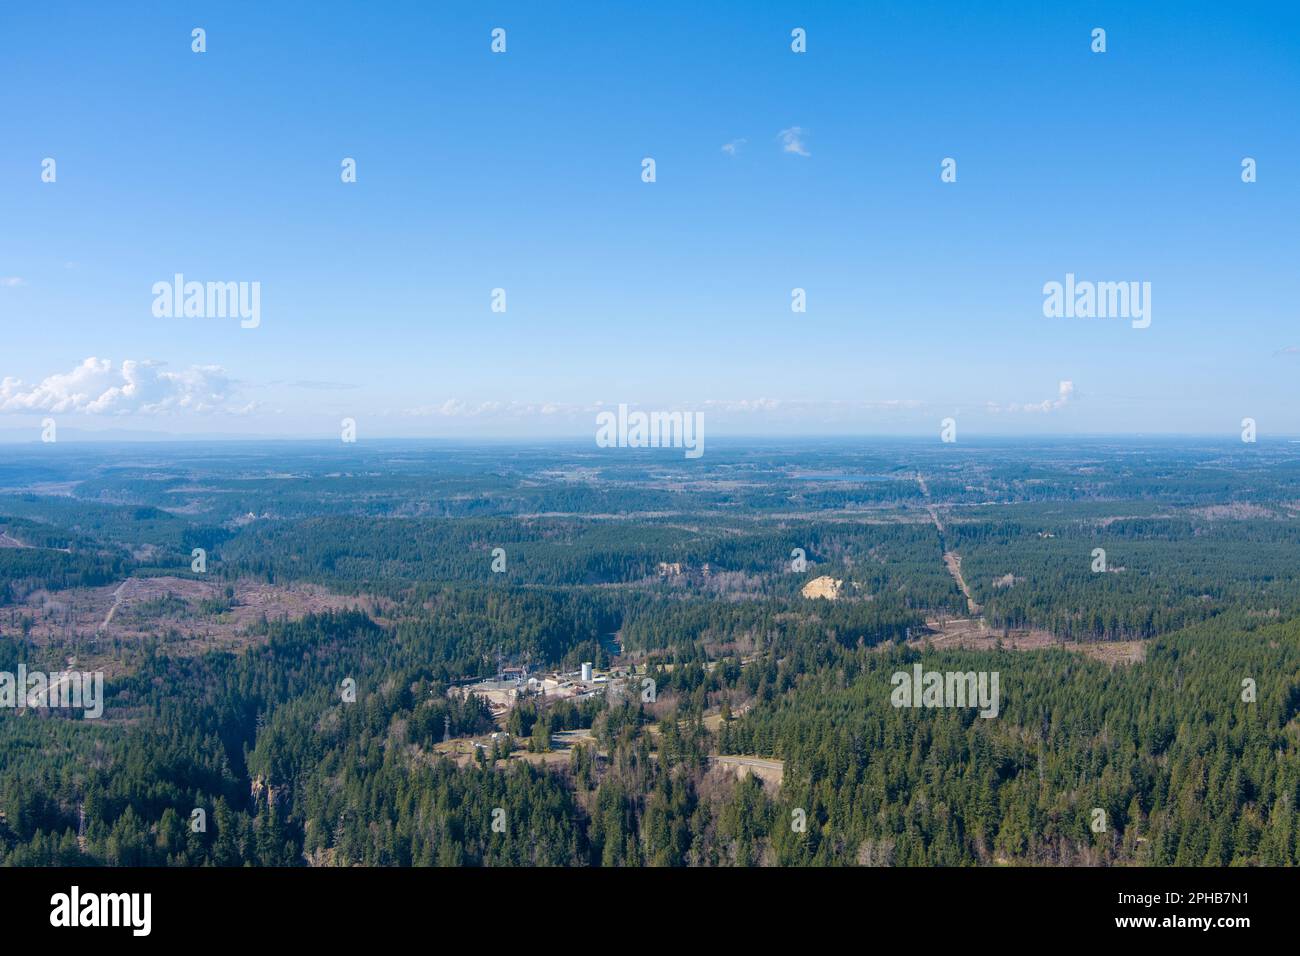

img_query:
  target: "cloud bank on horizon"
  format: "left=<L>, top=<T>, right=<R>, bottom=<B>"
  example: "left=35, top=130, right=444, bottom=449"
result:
left=0, top=356, right=1083, bottom=438
left=0, top=358, right=248, bottom=417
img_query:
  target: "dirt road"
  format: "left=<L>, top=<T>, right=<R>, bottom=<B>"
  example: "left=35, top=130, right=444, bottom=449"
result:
left=917, top=474, right=981, bottom=616
left=711, top=755, right=784, bottom=787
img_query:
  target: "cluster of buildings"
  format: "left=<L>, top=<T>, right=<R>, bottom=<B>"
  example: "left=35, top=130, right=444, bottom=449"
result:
left=455, top=661, right=618, bottom=721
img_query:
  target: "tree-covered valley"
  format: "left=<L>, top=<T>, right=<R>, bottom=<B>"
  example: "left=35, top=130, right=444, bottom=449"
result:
left=1, top=439, right=1298, bottom=866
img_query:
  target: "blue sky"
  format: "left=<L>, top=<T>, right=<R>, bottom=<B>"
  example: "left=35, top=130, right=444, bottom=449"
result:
left=1, top=0, right=1297, bottom=440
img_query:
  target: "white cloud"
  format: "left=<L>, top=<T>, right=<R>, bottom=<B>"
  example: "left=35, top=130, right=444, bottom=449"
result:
left=0, top=357, right=240, bottom=415
left=721, top=138, right=747, bottom=155
left=0, top=277, right=24, bottom=288
left=402, top=400, right=576, bottom=419
left=777, top=127, right=810, bottom=157
left=988, top=380, right=1075, bottom=414
left=399, top=398, right=927, bottom=420
left=704, top=398, right=926, bottom=413
left=289, top=380, right=361, bottom=391
left=704, top=398, right=781, bottom=412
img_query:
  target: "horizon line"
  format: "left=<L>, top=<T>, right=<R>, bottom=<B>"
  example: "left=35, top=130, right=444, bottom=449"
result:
left=1, top=432, right=1297, bottom=447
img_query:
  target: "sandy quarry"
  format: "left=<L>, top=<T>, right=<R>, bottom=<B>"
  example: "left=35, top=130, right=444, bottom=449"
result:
left=801, top=575, right=843, bottom=600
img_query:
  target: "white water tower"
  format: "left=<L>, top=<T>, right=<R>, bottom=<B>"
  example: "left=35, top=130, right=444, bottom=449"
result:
left=581, top=662, right=593, bottom=682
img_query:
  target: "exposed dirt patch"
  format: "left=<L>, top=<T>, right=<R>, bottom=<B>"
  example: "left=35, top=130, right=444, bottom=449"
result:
left=710, top=755, right=784, bottom=789
left=1074, top=640, right=1146, bottom=665
left=910, top=619, right=1145, bottom=665
left=6, top=576, right=380, bottom=675
left=801, top=575, right=843, bottom=600
left=432, top=729, right=591, bottom=770
left=1189, top=504, right=1278, bottom=521
left=1096, top=513, right=1175, bottom=527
